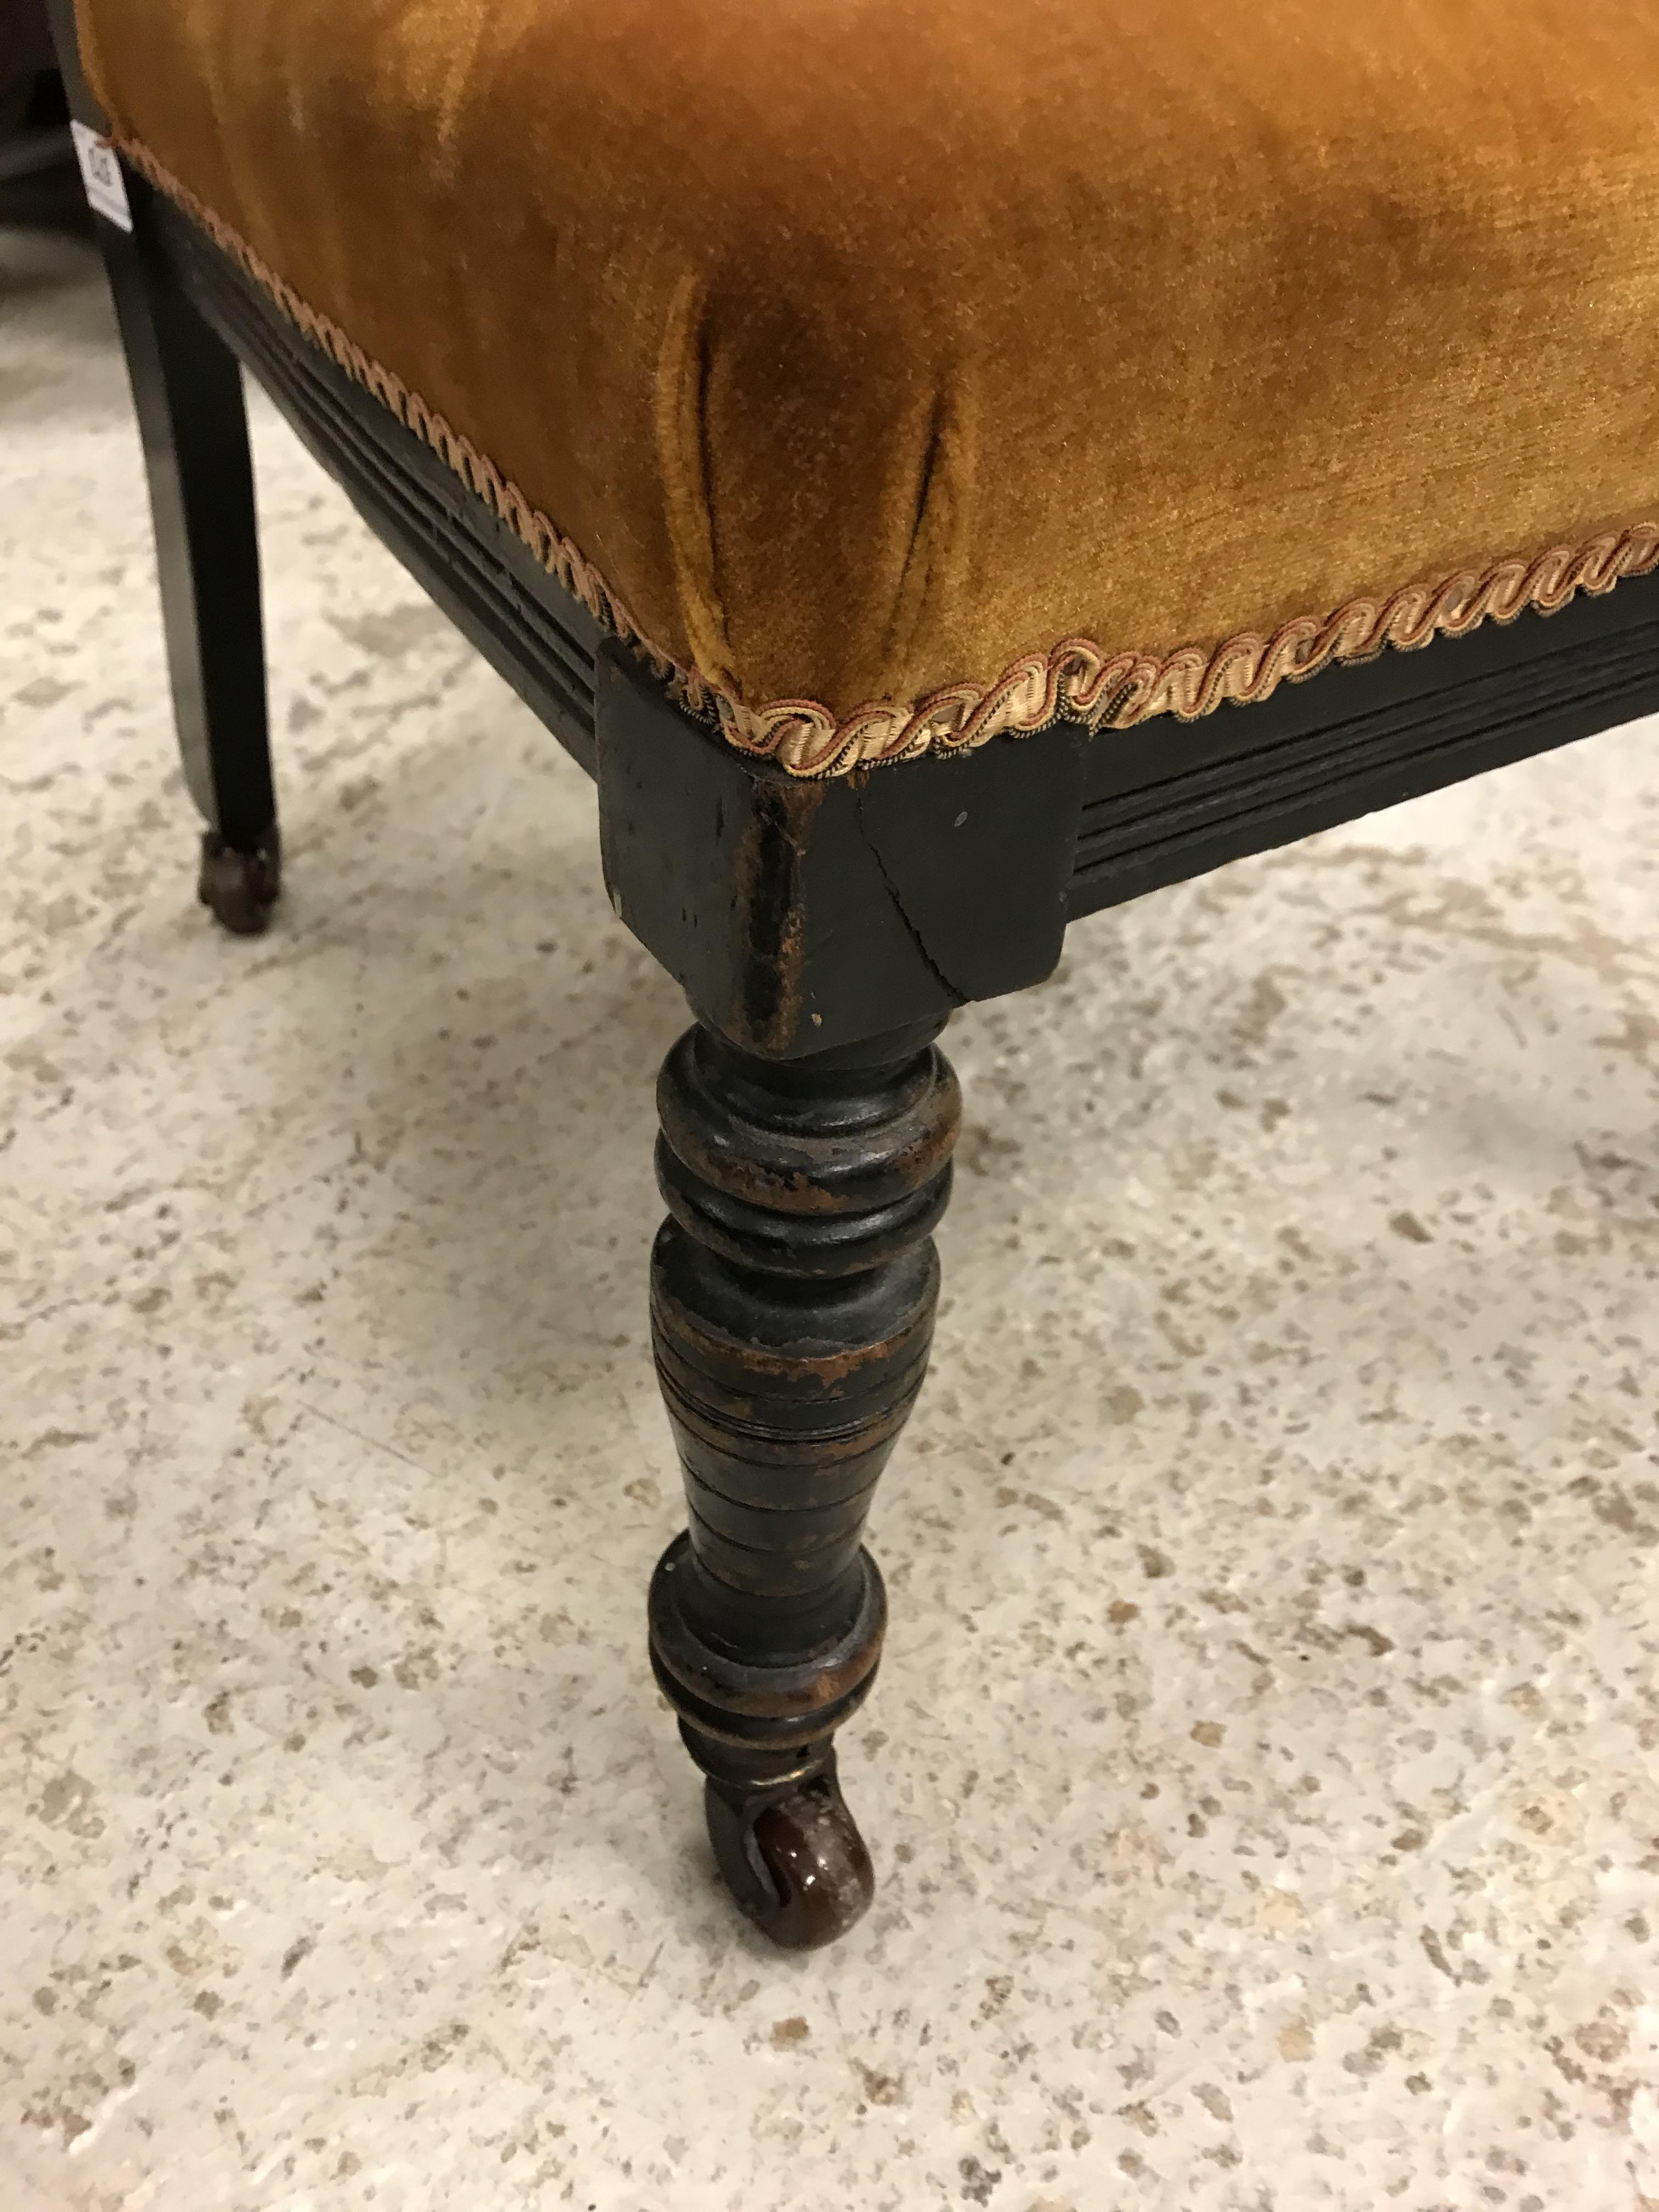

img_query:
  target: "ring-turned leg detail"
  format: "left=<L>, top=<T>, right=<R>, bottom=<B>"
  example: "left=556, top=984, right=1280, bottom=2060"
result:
left=646, top=1016, right=959, bottom=1948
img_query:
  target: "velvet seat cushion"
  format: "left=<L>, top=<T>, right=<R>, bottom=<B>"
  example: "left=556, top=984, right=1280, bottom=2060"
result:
left=76, top=0, right=1659, bottom=777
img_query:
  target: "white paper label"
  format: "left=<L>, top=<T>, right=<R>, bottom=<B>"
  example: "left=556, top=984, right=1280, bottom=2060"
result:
left=70, top=121, right=133, bottom=233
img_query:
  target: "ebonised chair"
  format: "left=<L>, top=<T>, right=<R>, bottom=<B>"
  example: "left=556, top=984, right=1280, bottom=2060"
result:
left=47, top=0, right=1659, bottom=1948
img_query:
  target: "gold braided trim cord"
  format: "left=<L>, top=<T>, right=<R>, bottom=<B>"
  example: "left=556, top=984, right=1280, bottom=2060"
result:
left=815, top=522, right=1659, bottom=776
left=110, top=139, right=729, bottom=732
left=118, top=135, right=1659, bottom=781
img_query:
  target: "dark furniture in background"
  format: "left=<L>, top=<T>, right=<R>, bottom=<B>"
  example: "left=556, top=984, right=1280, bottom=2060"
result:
left=1, top=0, right=70, bottom=186
left=46, top=2, right=1659, bottom=1949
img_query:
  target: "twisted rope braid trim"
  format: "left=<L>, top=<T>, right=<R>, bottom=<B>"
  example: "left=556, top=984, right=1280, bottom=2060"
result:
left=117, top=135, right=1659, bottom=780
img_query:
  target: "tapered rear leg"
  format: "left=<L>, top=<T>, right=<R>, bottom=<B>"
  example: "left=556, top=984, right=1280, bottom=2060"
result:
left=48, top=2, right=278, bottom=933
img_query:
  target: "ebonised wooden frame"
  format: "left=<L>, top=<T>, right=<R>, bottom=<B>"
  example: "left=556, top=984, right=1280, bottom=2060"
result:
left=51, top=2, right=1659, bottom=1945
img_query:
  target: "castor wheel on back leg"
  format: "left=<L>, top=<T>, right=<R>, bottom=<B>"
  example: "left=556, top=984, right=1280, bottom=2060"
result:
left=198, top=826, right=281, bottom=935
left=704, top=1753, right=876, bottom=1951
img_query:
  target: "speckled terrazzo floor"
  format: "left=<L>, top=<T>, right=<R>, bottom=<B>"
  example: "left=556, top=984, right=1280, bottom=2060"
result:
left=5, top=206, right=1659, bottom=2212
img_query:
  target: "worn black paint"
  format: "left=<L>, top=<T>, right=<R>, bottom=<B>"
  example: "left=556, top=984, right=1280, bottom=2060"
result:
left=596, top=648, right=1083, bottom=1058
left=647, top=1018, right=958, bottom=1945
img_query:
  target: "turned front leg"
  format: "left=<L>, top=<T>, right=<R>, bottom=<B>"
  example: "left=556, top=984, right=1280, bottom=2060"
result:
left=646, top=1016, right=958, bottom=1948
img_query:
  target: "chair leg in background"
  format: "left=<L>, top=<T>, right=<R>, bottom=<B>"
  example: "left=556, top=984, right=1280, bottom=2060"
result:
left=97, top=162, right=278, bottom=933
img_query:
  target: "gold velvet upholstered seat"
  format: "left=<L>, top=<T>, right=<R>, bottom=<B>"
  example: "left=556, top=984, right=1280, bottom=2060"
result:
left=76, top=0, right=1659, bottom=778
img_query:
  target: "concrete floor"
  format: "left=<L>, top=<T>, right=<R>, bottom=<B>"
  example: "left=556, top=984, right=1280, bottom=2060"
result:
left=4, top=208, right=1659, bottom=2212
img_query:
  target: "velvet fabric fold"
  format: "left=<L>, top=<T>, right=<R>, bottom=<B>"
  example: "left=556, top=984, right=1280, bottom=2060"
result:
left=77, top=0, right=1659, bottom=769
